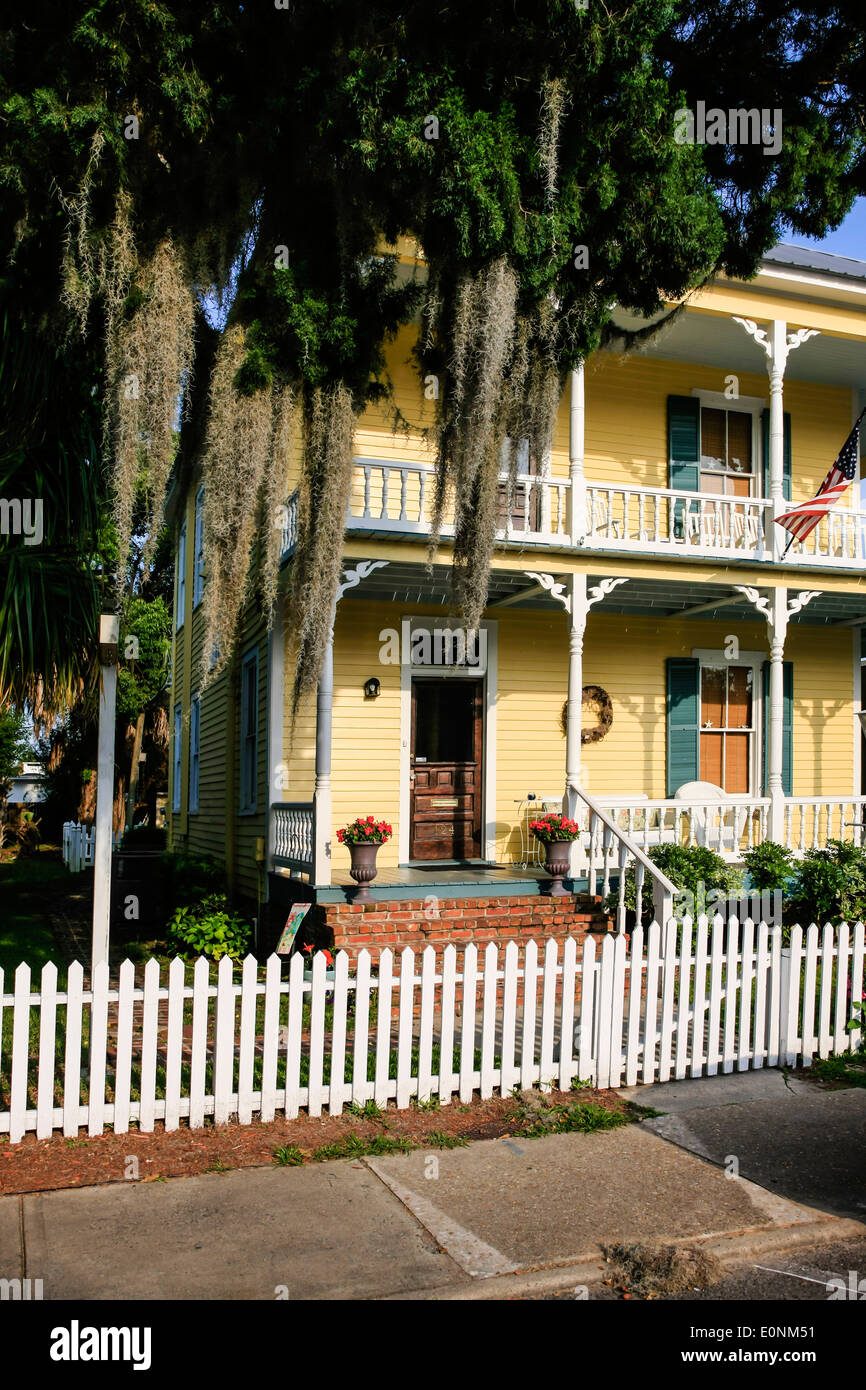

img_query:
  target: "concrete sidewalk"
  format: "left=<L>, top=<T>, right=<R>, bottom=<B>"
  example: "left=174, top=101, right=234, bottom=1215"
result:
left=1, top=1072, right=863, bottom=1301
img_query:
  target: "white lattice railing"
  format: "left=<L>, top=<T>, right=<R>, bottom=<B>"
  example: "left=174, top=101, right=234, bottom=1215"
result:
left=272, top=802, right=315, bottom=873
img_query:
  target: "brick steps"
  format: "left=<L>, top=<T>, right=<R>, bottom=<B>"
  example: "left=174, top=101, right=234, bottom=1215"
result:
left=316, top=892, right=614, bottom=961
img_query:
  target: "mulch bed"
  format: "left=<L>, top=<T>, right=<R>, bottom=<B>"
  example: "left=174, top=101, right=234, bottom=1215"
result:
left=0, top=1087, right=630, bottom=1197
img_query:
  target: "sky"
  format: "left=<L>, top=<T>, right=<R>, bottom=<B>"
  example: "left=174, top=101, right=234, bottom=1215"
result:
left=785, top=196, right=866, bottom=262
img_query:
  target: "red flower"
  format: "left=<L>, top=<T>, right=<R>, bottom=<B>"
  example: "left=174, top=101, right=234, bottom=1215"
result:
left=322, top=949, right=334, bottom=965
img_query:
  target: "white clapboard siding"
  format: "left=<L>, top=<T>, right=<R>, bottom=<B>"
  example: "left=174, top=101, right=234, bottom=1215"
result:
left=1, top=921, right=863, bottom=1143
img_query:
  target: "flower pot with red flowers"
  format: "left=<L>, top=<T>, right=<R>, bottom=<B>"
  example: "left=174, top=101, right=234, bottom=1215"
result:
left=529, top=813, right=582, bottom=897
left=336, top=816, right=393, bottom=901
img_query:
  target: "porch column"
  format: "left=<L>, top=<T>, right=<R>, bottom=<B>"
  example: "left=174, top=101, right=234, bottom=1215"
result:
left=767, top=321, right=787, bottom=563
left=735, top=584, right=821, bottom=843
left=525, top=570, right=628, bottom=882
left=313, top=604, right=336, bottom=885
left=568, top=363, right=587, bottom=545
left=732, top=316, right=820, bottom=560
left=766, top=587, right=787, bottom=841
left=312, top=559, right=391, bottom=886
left=565, top=575, right=587, bottom=822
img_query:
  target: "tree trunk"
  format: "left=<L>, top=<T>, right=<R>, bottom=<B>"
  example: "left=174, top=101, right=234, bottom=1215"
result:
left=126, top=711, right=145, bottom=829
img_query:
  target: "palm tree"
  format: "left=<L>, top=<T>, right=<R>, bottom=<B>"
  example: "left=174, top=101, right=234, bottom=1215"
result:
left=0, top=304, right=105, bottom=718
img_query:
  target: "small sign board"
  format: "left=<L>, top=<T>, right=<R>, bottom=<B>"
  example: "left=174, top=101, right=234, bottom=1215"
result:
left=276, top=902, right=311, bottom=954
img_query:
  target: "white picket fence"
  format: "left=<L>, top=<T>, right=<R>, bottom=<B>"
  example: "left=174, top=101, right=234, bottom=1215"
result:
left=61, top=822, right=121, bottom=872
left=1, top=919, right=863, bottom=1143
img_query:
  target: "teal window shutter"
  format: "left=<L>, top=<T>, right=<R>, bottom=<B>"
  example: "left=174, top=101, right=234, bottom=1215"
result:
left=761, top=408, right=792, bottom=502
left=762, top=661, right=793, bottom=797
left=666, top=657, right=699, bottom=796
left=668, top=396, right=700, bottom=539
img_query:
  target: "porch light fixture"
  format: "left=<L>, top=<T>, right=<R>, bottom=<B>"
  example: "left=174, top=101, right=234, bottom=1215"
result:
left=858, top=710, right=866, bottom=739
left=364, top=677, right=381, bottom=699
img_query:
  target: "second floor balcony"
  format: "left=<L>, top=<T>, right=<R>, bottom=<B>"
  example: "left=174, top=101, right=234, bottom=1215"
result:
left=325, top=458, right=866, bottom=570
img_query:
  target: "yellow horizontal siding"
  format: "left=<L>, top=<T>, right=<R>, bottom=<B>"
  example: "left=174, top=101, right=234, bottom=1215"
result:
left=275, top=601, right=857, bottom=873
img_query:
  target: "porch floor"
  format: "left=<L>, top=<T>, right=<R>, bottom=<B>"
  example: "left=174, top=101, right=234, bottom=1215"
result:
left=276, top=862, right=586, bottom=904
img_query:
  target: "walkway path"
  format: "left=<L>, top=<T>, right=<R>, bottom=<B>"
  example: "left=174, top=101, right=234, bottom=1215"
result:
left=1, top=1072, right=863, bottom=1300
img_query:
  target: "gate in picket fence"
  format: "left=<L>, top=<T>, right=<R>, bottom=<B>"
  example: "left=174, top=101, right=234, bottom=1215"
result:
left=1, top=918, right=863, bottom=1143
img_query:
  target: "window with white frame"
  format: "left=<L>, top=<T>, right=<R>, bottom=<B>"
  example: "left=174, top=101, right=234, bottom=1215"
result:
left=176, top=520, right=187, bottom=630
left=172, top=703, right=182, bottom=811
left=189, top=693, right=200, bottom=813
left=694, top=649, right=763, bottom=795
left=193, top=487, right=205, bottom=607
left=239, top=650, right=258, bottom=813
left=692, top=391, right=763, bottom=498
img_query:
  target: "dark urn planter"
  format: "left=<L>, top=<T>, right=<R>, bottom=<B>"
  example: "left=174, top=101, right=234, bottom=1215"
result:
left=348, top=840, right=383, bottom=902
left=544, top=839, right=573, bottom=897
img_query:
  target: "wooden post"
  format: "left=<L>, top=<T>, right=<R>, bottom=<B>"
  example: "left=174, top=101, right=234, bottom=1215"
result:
left=568, top=364, right=587, bottom=545
left=92, top=615, right=119, bottom=971
left=314, top=603, right=336, bottom=886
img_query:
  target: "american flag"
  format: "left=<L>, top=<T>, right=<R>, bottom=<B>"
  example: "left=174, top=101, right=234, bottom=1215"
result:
left=776, top=407, right=864, bottom=546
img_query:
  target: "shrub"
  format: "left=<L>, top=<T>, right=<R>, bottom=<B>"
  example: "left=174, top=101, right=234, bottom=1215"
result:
left=787, top=839, right=866, bottom=926
left=162, top=852, right=226, bottom=913
left=742, top=841, right=795, bottom=891
left=608, top=843, right=742, bottom=925
left=167, top=893, right=252, bottom=960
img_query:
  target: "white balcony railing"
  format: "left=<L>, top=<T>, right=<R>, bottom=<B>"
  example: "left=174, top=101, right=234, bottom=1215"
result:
left=277, top=460, right=866, bottom=568
left=346, top=460, right=569, bottom=542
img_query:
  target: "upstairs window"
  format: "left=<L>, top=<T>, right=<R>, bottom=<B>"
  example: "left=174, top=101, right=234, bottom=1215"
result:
left=699, top=408, right=755, bottom=498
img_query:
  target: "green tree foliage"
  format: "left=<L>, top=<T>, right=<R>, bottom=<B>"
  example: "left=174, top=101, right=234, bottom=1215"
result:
left=0, top=705, right=30, bottom=799
left=1, top=2, right=864, bottom=705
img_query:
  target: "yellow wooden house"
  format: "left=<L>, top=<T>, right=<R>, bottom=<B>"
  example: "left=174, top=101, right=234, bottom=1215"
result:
left=167, top=242, right=866, bottom=939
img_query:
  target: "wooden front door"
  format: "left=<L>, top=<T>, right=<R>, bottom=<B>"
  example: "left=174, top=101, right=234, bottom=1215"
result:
left=410, top=679, right=483, bottom=860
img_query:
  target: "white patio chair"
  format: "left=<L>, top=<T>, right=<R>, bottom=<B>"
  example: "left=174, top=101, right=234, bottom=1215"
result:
left=674, top=780, right=729, bottom=850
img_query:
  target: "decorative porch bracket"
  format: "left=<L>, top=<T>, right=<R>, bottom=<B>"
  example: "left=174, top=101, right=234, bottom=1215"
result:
left=525, top=572, right=629, bottom=877
left=314, top=559, right=390, bottom=885
left=732, top=317, right=820, bottom=560
left=733, top=584, right=821, bottom=841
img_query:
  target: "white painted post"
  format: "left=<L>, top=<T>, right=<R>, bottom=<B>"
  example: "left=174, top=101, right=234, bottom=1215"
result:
left=92, top=614, right=120, bottom=968
left=565, top=574, right=587, bottom=880
left=569, top=363, right=587, bottom=545
left=314, top=603, right=335, bottom=886
left=768, top=320, right=787, bottom=563
left=768, top=587, right=787, bottom=842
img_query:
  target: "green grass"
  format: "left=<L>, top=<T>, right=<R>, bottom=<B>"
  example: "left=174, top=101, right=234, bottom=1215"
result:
left=272, top=1143, right=305, bottom=1166
left=425, top=1130, right=469, bottom=1149
left=519, top=1099, right=631, bottom=1138
left=0, top=854, right=70, bottom=976
left=311, top=1131, right=418, bottom=1162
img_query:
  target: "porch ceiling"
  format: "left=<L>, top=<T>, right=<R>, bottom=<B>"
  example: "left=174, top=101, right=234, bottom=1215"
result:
left=608, top=305, right=866, bottom=390
left=339, top=561, right=866, bottom=625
